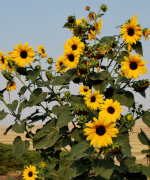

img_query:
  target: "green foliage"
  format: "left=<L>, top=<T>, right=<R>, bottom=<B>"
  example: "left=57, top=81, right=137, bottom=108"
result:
left=0, top=143, right=42, bottom=175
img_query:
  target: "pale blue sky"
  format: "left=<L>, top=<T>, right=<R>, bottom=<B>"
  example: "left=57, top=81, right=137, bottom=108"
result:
left=0, top=0, right=150, bottom=125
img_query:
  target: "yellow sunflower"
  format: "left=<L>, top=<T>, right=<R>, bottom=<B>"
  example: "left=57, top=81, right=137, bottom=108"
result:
left=63, top=49, right=80, bottom=69
left=84, top=90, right=104, bottom=110
left=7, top=81, right=17, bottom=91
left=23, top=165, right=39, bottom=180
left=0, top=50, right=8, bottom=71
left=56, top=56, right=68, bottom=73
left=120, top=14, right=143, bottom=52
left=99, top=99, right=123, bottom=122
left=12, top=42, right=35, bottom=67
left=79, top=86, right=91, bottom=96
left=88, top=30, right=95, bottom=40
left=64, top=36, right=85, bottom=55
left=121, top=54, right=147, bottom=79
left=76, top=17, right=86, bottom=25
left=37, top=44, right=47, bottom=58
left=95, top=19, right=103, bottom=34
left=144, top=29, right=150, bottom=40
left=84, top=116, right=119, bottom=148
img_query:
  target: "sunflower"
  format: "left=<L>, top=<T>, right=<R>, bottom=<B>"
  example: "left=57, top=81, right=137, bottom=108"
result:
left=7, top=81, right=17, bottom=91
left=12, top=42, right=35, bottom=67
left=76, top=17, right=86, bottom=25
left=56, top=56, right=68, bottom=73
left=95, top=19, right=103, bottom=34
left=99, top=99, right=123, bottom=122
left=84, top=90, right=103, bottom=110
left=84, top=116, right=119, bottom=148
left=64, top=36, right=85, bottom=55
left=63, top=49, right=80, bottom=69
left=121, top=54, right=147, bottom=79
left=23, top=165, right=39, bottom=180
left=0, top=50, right=8, bottom=71
left=120, top=14, right=143, bottom=52
left=37, top=44, right=47, bottom=58
left=88, top=30, right=95, bottom=40
left=79, top=86, right=91, bottom=96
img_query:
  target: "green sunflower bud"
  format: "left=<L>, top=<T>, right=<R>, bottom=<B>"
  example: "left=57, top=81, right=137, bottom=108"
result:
left=133, top=79, right=149, bottom=92
left=64, top=91, right=71, bottom=99
left=45, top=71, right=53, bottom=80
left=125, top=114, right=133, bottom=121
left=2, top=71, right=13, bottom=81
left=47, top=57, right=53, bottom=64
left=35, top=65, right=41, bottom=70
left=78, top=115, right=88, bottom=124
left=100, top=4, right=108, bottom=12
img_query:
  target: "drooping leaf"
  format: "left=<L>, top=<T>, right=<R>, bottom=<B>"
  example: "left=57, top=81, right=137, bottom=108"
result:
left=7, top=100, right=18, bottom=111
left=27, top=69, right=40, bottom=82
left=0, top=109, right=7, bottom=120
left=142, top=111, right=150, bottom=128
left=93, top=159, right=114, bottom=179
left=12, top=136, right=30, bottom=157
left=138, top=129, right=150, bottom=146
left=12, top=123, right=25, bottom=133
left=132, top=41, right=143, bottom=56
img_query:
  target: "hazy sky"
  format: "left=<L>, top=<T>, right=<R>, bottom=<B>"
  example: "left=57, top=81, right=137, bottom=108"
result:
left=0, top=0, right=150, bottom=125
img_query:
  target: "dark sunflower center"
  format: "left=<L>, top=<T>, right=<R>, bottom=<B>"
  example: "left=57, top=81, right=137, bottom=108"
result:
left=68, top=54, right=74, bottom=62
left=42, top=48, right=45, bottom=53
left=107, top=107, right=115, bottom=114
left=96, top=126, right=106, bottom=136
left=84, top=88, right=88, bottom=92
left=91, top=96, right=96, bottom=102
left=130, top=62, right=137, bottom=70
left=20, top=51, right=27, bottom=59
left=28, top=171, right=33, bottom=177
left=127, top=28, right=134, bottom=36
left=1, top=56, right=5, bottom=63
left=72, top=44, right=77, bottom=50
left=60, top=62, right=63, bottom=66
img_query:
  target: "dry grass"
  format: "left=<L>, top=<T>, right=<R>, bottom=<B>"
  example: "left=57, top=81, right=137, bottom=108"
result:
left=0, top=120, right=150, bottom=164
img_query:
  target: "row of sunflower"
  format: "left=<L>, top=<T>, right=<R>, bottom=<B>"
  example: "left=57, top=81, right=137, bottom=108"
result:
left=0, top=4, right=150, bottom=180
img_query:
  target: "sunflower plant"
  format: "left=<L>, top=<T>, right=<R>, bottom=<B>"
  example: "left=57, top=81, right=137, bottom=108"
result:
left=0, top=4, right=150, bottom=180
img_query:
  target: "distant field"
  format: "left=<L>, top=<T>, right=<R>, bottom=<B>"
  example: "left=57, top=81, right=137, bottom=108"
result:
left=0, top=120, right=150, bottom=164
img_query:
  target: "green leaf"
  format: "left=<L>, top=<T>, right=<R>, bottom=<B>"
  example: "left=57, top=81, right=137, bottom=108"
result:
left=7, top=100, right=18, bottom=111
left=58, top=161, right=76, bottom=180
left=52, top=69, right=77, bottom=85
left=18, top=100, right=28, bottom=114
left=57, top=110, right=74, bottom=128
left=117, top=128, right=132, bottom=157
left=100, top=36, right=116, bottom=44
left=28, top=88, right=47, bottom=106
left=65, top=141, right=93, bottom=160
left=68, top=95, right=84, bottom=107
left=93, top=159, right=114, bottom=179
left=12, top=123, right=25, bottom=133
left=70, top=128, right=83, bottom=142
left=141, top=165, right=150, bottom=177
left=138, top=129, right=150, bottom=146
left=27, top=69, right=40, bottom=82
left=52, top=105, right=61, bottom=115
left=33, top=120, right=61, bottom=149
left=113, top=91, right=134, bottom=108
left=116, top=51, right=128, bottom=63
left=12, top=136, right=30, bottom=157
left=142, top=111, right=150, bottom=128
left=120, top=157, right=141, bottom=173
left=19, top=86, right=28, bottom=95
left=0, top=109, right=7, bottom=120
left=132, top=41, right=143, bottom=56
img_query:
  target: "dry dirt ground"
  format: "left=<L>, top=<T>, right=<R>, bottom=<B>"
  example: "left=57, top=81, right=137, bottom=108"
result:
left=0, top=120, right=150, bottom=179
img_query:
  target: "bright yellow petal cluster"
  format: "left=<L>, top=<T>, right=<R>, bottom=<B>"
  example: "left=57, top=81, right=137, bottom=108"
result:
left=79, top=86, right=91, bottom=96
left=84, top=116, right=119, bottom=148
left=12, top=42, right=35, bottom=68
left=144, top=29, right=150, bottom=40
left=120, top=14, right=143, bottom=52
left=99, top=99, right=123, bottom=122
left=56, top=56, right=68, bottom=73
left=84, top=90, right=104, bottom=110
left=23, top=165, right=39, bottom=180
left=37, top=45, right=47, bottom=58
left=0, top=50, right=8, bottom=71
left=7, top=81, right=17, bottom=91
left=64, top=36, right=85, bottom=55
left=63, top=49, right=80, bottom=69
left=76, top=17, right=86, bottom=25
left=121, top=54, right=147, bottom=79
